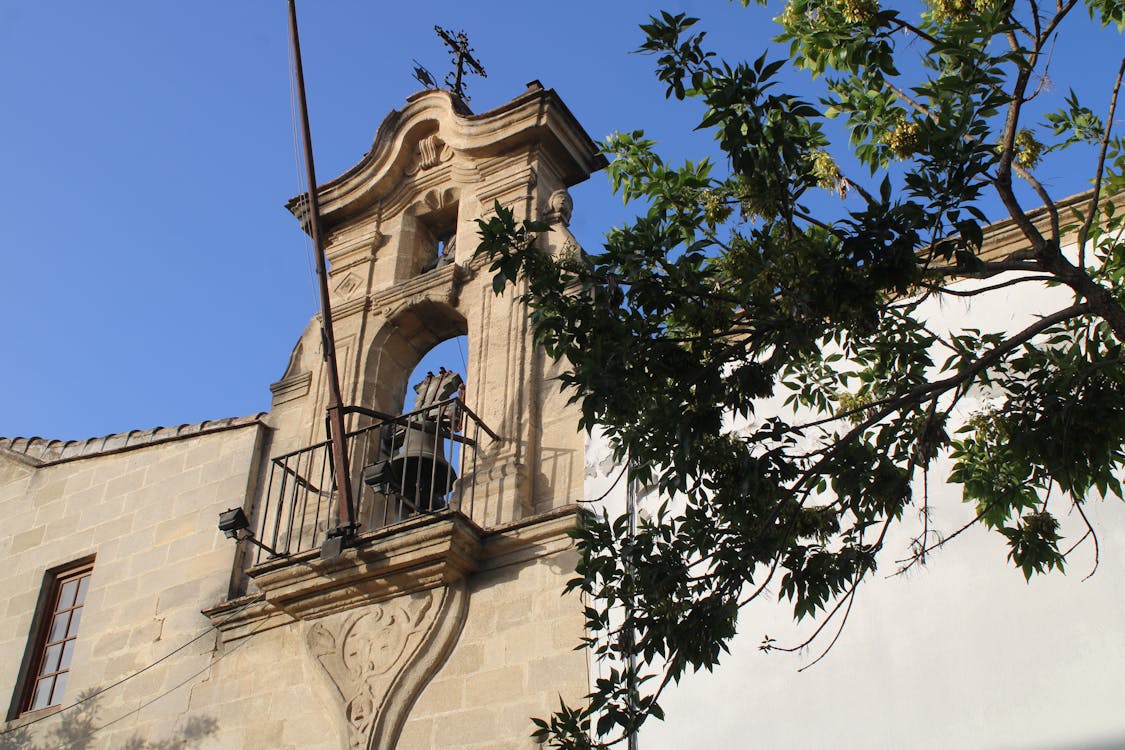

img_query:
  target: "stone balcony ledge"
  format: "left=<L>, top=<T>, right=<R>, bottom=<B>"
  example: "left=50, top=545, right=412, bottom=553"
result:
left=204, top=506, right=579, bottom=642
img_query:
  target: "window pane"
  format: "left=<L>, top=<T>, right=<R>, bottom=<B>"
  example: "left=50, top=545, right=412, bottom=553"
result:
left=22, top=562, right=93, bottom=716
left=49, top=612, right=70, bottom=643
left=58, top=580, right=79, bottom=609
left=50, top=672, right=69, bottom=707
left=40, top=643, right=62, bottom=675
left=59, top=639, right=76, bottom=671
left=66, top=608, right=83, bottom=639
left=30, top=676, right=54, bottom=711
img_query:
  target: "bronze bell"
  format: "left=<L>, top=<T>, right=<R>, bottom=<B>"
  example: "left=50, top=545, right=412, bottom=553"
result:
left=388, top=421, right=456, bottom=511
left=362, top=368, right=463, bottom=513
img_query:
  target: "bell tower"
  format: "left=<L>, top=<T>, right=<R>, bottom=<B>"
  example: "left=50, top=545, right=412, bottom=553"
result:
left=271, top=81, right=603, bottom=525
left=208, top=82, right=606, bottom=750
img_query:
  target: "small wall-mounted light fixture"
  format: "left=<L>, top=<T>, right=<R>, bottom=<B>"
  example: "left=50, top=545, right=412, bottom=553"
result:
left=218, top=507, right=250, bottom=538
left=218, top=507, right=282, bottom=557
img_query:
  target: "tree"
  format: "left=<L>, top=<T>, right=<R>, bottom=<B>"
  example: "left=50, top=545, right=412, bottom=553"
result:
left=477, top=1, right=1125, bottom=746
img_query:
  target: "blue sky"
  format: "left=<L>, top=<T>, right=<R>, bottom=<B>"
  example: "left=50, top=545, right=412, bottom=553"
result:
left=1, top=1, right=1120, bottom=440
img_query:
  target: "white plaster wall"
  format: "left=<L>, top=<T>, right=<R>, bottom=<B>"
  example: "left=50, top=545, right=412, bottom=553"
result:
left=583, top=265, right=1125, bottom=749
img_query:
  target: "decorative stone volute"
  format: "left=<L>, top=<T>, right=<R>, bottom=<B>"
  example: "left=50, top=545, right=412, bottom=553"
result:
left=404, top=134, right=453, bottom=175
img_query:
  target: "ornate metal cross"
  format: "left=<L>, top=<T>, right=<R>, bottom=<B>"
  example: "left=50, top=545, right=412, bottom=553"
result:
left=433, top=26, right=487, bottom=103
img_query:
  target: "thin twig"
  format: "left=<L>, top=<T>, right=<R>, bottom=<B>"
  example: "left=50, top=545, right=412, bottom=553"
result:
left=886, top=80, right=935, bottom=121
left=894, top=509, right=983, bottom=575
left=796, top=583, right=859, bottom=672
left=1078, top=55, right=1125, bottom=270
left=580, top=462, right=630, bottom=504
left=1029, top=0, right=1043, bottom=40
left=1026, top=35, right=1056, bottom=102
left=1071, top=499, right=1101, bottom=581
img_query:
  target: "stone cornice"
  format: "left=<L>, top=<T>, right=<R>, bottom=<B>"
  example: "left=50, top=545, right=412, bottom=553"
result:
left=269, top=371, right=312, bottom=405
left=200, top=593, right=296, bottom=642
left=328, top=294, right=371, bottom=321
left=480, top=505, right=580, bottom=570
left=474, top=165, right=539, bottom=208
left=979, top=190, right=1105, bottom=262
left=0, top=446, right=44, bottom=468
left=369, top=262, right=467, bottom=315
left=247, top=512, right=483, bottom=622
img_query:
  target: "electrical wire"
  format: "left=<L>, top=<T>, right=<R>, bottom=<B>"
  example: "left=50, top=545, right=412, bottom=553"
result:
left=10, top=12, right=335, bottom=747
left=1, top=594, right=262, bottom=739
left=66, top=599, right=276, bottom=748
left=456, top=335, right=469, bottom=375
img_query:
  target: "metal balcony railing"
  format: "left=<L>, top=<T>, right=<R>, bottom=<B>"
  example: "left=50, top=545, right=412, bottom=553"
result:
left=251, top=398, right=496, bottom=563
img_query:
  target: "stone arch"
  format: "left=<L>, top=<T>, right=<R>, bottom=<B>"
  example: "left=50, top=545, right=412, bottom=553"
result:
left=360, top=297, right=468, bottom=417
left=393, top=187, right=461, bottom=282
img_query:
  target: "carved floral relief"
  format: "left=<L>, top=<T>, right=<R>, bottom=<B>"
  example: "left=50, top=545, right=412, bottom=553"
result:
left=304, top=582, right=468, bottom=750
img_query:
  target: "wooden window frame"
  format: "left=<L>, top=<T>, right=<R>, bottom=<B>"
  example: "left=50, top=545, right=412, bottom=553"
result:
left=7, top=555, right=95, bottom=720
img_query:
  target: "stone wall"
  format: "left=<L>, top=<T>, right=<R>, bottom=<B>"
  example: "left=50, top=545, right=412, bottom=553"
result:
left=0, top=421, right=266, bottom=747
left=400, top=546, right=586, bottom=750
left=2, top=424, right=587, bottom=749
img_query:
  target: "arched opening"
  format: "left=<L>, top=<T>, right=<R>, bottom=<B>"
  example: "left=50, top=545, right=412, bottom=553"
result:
left=398, top=187, right=460, bottom=280
left=359, top=300, right=468, bottom=417
left=354, top=302, right=474, bottom=530
left=415, top=206, right=458, bottom=276
left=401, top=335, right=469, bottom=414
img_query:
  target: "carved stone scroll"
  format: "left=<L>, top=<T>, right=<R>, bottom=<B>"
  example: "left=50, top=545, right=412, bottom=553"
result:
left=405, top=134, right=453, bottom=175
left=306, top=580, right=469, bottom=750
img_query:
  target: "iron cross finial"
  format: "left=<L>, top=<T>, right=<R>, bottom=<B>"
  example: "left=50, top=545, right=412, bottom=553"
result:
left=433, top=26, right=487, bottom=103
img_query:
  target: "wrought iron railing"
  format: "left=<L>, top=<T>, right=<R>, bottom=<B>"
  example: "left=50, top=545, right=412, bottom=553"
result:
left=251, top=398, right=497, bottom=563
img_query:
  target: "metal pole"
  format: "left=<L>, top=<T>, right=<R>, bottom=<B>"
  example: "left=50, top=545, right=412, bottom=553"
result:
left=625, top=458, right=639, bottom=750
left=287, top=0, right=356, bottom=533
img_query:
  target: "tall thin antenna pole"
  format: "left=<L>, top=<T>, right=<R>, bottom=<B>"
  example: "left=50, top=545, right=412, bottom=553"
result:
left=625, top=457, right=640, bottom=750
left=287, top=0, right=356, bottom=534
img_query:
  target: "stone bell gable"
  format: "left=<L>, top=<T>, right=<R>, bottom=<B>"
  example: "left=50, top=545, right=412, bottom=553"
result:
left=204, top=83, right=607, bottom=750
left=270, top=82, right=605, bottom=526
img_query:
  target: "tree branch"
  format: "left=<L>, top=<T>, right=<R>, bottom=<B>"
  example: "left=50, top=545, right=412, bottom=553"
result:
left=993, top=0, right=1079, bottom=258
left=917, top=274, right=1056, bottom=297
left=1011, top=162, right=1060, bottom=242
left=887, top=16, right=940, bottom=46
left=924, top=258, right=1043, bottom=277
left=886, top=80, right=935, bottom=122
